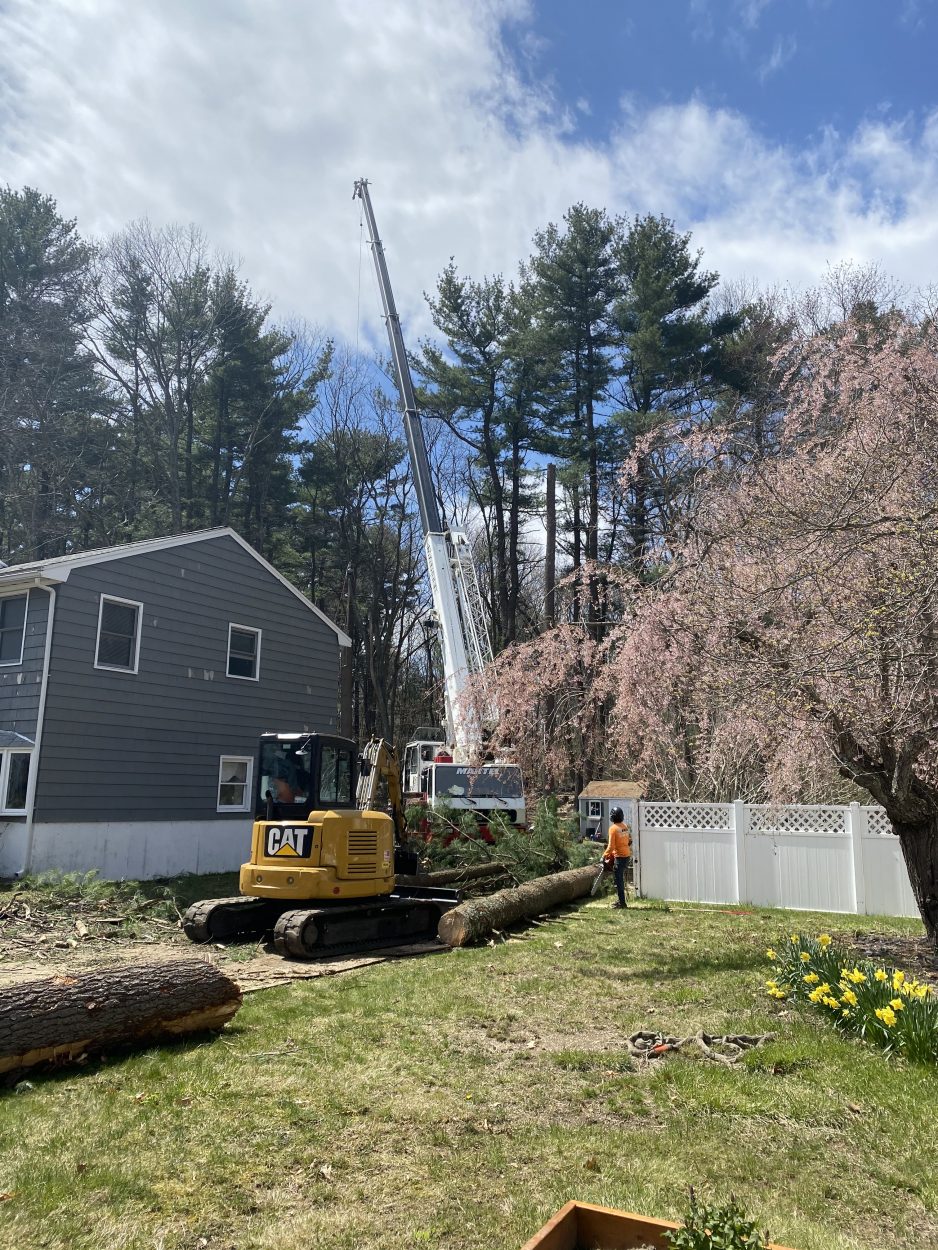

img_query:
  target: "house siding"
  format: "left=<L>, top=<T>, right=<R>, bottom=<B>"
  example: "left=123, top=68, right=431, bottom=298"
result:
left=34, top=535, right=340, bottom=823
left=0, top=587, right=49, bottom=743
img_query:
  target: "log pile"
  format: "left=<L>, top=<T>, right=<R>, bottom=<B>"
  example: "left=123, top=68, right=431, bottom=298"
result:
left=438, top=864, right=598, bottom=947
left=0, top=959, right=242, bottom=1076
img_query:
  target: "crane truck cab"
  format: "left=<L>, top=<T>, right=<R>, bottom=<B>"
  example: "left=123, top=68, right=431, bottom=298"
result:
left=403, top=728, right=526, bottom=833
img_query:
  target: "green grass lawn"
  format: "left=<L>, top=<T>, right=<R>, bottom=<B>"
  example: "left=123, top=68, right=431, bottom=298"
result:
left=1, top=895, right=935, bottom=1250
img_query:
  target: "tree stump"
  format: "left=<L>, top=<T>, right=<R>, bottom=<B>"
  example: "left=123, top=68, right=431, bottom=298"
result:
left=438, top=864, right=599, bottom=947
left=0, top=959, right=242, bottom=1076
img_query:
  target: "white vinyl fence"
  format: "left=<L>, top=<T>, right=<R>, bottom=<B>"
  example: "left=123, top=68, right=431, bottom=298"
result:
left=636, top=801, right=918, bottom=918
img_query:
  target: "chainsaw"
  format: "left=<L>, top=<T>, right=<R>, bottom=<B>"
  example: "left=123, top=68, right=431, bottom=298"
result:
left=589, top=854, right=614, bottom=896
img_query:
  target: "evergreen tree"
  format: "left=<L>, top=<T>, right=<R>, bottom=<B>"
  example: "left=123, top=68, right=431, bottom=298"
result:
left=0, top=186, right=106, bottom=560
left=528, top=206, right=621, bottom=588
left=420, top=265, right=543, bottom=647
left=612, top=213, right=743, bottom=577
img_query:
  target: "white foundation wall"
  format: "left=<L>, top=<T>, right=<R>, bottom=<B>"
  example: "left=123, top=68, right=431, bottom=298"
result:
left=2, top=819, right=253, bottom=880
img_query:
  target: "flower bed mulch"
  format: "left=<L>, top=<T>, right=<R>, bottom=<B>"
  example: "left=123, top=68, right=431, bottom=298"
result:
left=849, top=932, right=938, bottom=987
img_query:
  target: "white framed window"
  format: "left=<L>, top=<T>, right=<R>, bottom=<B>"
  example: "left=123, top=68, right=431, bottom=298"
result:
left=94, top=595, right=142, bottom=673
left=588, top=799, right=603, bottom=819
left=227, top=623, right=261, bottom=681
left=0, top=750, right=31, bottom=814
left=0, top=594, right=28, bottom=666
left=217, top=755, right=253, bottom=812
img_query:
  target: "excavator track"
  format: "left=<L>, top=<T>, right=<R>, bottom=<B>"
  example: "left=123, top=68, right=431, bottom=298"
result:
left=182, top=896, right=289, bottom=944
left=272, top=896, right=450, bottom=960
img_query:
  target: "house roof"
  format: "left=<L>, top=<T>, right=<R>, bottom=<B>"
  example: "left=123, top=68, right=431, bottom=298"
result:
left=0, top=528, right=351, bottom=647
left=579, top=780, right=645, bottom=799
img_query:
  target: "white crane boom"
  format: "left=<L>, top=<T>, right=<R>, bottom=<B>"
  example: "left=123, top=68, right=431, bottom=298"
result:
left=353, top=178, right=492, bottom=758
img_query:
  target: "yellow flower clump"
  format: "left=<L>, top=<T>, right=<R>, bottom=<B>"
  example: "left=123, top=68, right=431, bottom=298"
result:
left=763, top=932, right=938, bottom=1062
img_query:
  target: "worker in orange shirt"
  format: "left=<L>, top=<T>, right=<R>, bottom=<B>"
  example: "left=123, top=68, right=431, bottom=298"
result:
left=603, top=806, right=633, bottom=909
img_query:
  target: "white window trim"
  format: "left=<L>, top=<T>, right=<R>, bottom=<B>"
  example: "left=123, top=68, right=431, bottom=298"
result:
left=0, top=592, right=28, bottom=668
left=94, top=594, right=143, bottom=674
left=0, top=749, right=32, bottom=815
left=217, top=754, right=254, bottom=813
left=588, top=800, right=603, bottom=818
left=226, top=622, right=262, bottom=682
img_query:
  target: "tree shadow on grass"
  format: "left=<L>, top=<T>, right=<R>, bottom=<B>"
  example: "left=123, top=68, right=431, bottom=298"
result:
left=574, top=947, right=766, bottom=984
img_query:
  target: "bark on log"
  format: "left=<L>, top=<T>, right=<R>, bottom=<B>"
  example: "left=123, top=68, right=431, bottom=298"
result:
left=438, top=864, right=599, bottom=947
left=0, top=960, right=242, bottom=1076
left=396, top=862, right=509, bottom=888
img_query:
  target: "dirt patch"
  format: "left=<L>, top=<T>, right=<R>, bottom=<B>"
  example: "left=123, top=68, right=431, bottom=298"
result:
left=848, top=931, right=938, bottom=985
left=0, top=883, right=447, bottom=990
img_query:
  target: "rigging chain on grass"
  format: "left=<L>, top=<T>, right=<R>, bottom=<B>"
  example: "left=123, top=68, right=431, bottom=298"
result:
left=626, top=1030, right=775, bottom=1065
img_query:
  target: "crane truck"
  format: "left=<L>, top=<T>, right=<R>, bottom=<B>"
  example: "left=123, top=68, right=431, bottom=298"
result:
left=181, top=180, right=523, bottom=957
left=353, top=178, right=526, bottom=832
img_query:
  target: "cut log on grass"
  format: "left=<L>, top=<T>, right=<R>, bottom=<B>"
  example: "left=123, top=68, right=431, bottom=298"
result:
left=0, top=960, right=242, bottom=1076
left=438, top=864, right=599, bottom=947
left=396, top=862, right=509, bottom=889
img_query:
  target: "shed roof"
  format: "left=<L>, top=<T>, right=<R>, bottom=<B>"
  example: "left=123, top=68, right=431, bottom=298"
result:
left=579, top=780, right=645, bottom=799
left=0, top=527, right=351, bottom=646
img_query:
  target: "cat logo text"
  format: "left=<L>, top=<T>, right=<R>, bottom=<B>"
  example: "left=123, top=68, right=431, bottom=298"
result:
left=265, top=826, right=313, bottom=859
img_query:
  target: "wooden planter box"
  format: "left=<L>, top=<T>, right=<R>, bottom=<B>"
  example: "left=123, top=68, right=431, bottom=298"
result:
left=521, top=1201, right=797, bottom=1250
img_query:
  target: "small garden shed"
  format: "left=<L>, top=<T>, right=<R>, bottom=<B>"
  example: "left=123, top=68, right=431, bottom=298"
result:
left=577, top=780, right=645, bottom=842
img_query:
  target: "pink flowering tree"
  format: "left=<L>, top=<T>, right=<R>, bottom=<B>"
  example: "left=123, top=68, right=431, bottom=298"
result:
left=613, top=315, right=938, bottom=941
left=488, top=315, right=938, bottom=943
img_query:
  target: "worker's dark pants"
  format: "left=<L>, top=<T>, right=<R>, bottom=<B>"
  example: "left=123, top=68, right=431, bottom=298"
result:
left=614, top=856, right=631, bottom=906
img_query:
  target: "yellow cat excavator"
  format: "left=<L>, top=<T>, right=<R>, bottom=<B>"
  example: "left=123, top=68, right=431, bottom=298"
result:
left=182, top=733, right=459, bottom=958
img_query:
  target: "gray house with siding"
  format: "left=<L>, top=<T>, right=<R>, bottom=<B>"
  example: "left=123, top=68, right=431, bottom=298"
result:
left=0, top=529, right=350, bottom=881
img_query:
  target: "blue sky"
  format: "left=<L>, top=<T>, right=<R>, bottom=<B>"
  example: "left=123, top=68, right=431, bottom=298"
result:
left=1, top=1, right=936, bottom=346
left=513, top=2, right=934, bottom=150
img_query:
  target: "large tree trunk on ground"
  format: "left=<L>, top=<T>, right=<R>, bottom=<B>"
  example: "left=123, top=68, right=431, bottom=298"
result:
left=396, top=863, right=509, bottom=889
left=0, top=960, right=242, bottom=1076
left=894, top=815, right=938, bottom=947
left=438, top=865, right=599, bottom=947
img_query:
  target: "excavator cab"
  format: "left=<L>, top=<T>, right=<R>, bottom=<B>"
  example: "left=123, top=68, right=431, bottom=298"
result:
left=256, top=732, right=356, bottom=821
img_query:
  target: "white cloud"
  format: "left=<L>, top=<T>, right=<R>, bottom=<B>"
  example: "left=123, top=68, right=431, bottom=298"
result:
left=737, top=0, right=776, bottom=31
left=2, top=0, right=937, bottom=354
left=758, top=34, right=797, bottom=82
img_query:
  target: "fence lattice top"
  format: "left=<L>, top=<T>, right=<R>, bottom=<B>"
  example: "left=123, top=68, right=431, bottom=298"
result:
left=638, top=801, right=895, bottom=837
left=749, top=805, right=847, bottom=836
left=641, top=803, right=732, bottom=831
left=864, top=808, right=893, bottom=837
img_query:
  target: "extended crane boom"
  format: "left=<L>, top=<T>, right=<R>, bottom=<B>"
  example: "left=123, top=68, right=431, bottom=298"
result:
left=353, top=179, right=525, bottom=830
left=353, top=179, right=492, bottom=758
